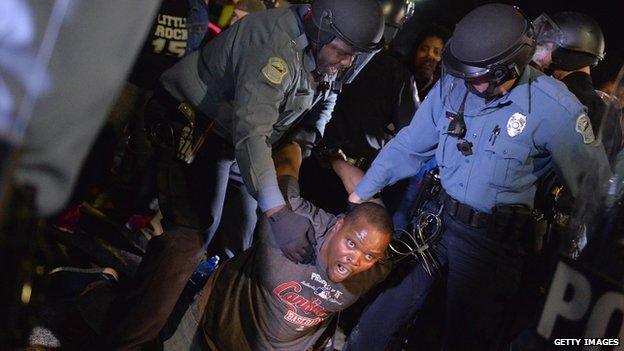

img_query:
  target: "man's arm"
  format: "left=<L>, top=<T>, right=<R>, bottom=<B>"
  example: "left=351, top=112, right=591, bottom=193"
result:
left=542, top=107, right=612, bottom=224
left=274, top=141, right=303, bottom=198
left=231, top=37, right=316, bottom=261
left=230, top=36, right=298, bottom=216
left=289, top=91, right=339, bottom=158
left=273, top=141, right=363, bottom=202
left=331, top=158, right=364, bottom=195
left=349, top=81, right=443, bottom=203
left=544, top=109, right=611, bottom=197
left=273, top=142, right=338, bottom=237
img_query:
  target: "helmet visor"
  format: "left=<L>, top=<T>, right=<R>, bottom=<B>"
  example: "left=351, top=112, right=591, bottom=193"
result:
left=533, top=13, right=563, bottom=46
left=338, top=49, right=379, bottom=85
left=329, top=19, right=385, bottom=53
left=441, top=43, right=491, bottom=80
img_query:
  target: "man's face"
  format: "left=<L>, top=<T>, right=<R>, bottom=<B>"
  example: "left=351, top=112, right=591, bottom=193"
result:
left=532, top=42, right=555, bottom=71
left=315, top=38, right=357, bottom=78
left=467, top=75, right=491, bottom=94
left=414, top=35, right=444, bottom=82
left=322, top=218, right=390, bottom=283
left=466, top=74, right=517, bottom=98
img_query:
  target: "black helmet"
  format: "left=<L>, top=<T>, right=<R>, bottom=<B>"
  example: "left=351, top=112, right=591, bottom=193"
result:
left=442, top=3, right=536, bottom=96
left=379, top=0, right=415, bottom=29
left=378, top=0, right=416, bottom=43
left=303, top=0, right=385, bottom=53
left=548, top=12, right=605, bottom=70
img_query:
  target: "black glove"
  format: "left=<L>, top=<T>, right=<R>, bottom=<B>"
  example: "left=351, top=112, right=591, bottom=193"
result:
left=268, top=207, right=316, bottom=263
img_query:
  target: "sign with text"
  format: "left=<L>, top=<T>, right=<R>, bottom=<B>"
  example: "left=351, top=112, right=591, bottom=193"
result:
left=537, top=258, right=623, bottom=349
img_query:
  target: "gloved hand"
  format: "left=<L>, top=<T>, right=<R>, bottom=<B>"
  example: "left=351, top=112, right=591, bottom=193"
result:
left=268, top=206, right=316, bottom=263
left=288, top=128, right=318, bottom=158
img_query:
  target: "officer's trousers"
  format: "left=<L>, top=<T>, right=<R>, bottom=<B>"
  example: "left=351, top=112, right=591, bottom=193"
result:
left=107, top=96, right=257, bottom=350
left=345, top=212, right=526, bottom=351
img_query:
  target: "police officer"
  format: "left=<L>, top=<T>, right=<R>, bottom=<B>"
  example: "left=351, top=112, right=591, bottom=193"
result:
left=533, top=12, right=623, bottom=160
left=345, top=4, right=611, bottom=350
left=531, top=12, right=622, bottom=258
left=533, top=12, right=608, bottom=132
left=107, top=1, right=385, bottom=349
left=300, top=0, right=417, bottom=215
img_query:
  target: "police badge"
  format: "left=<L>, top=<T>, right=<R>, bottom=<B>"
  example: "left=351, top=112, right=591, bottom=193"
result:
left=507, top=112, right=527, bottom=137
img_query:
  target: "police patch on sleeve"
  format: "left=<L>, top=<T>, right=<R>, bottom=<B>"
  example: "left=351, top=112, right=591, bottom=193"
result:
left=575, top=113, right=595, bottom=144
left=262, top=57, right=288, bottom=85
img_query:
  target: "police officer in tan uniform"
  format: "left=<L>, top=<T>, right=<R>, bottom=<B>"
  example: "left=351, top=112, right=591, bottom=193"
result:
left=107, top=1, right=385, bottom=349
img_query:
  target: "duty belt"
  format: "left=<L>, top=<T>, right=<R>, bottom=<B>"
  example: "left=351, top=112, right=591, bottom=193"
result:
left=438, top=190, right=491, bottom=228
left=438, top=188, right=536, bottom=241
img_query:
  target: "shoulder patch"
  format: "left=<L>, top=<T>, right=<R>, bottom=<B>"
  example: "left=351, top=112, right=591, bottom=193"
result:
left=575, top=113, right=595, bottom=144
left=262, top=57, right=288, bottom=85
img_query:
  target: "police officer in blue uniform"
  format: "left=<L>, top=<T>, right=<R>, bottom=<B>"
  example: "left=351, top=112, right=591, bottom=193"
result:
left=345, top=4, right=611, bottom=350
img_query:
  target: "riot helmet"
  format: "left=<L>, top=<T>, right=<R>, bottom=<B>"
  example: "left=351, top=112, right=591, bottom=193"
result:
left=303, top=0, right=385, bottom=84
left=534, top=12, right=605, bottom=71
left=441, top=3, right=536, bottom=98
left=378, top=0, right=416, bottom=43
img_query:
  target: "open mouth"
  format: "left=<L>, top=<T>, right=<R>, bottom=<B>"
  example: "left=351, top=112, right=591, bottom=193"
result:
left=420, top=61, right=436, bottom=74
left=334, top=262, right=351, bottom=278
left=319, top=65, right=339, bottom=76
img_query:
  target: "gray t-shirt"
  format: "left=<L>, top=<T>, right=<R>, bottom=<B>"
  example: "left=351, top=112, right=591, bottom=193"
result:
left=201, top=180, right=390, bottom=350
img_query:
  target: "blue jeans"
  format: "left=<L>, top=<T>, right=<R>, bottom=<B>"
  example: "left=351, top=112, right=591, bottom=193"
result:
left=185, top=0, right=209, bottom=53
left=345, top=212, right=525, bottom=351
